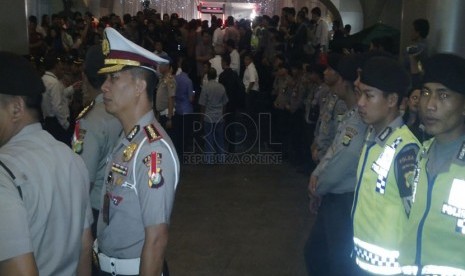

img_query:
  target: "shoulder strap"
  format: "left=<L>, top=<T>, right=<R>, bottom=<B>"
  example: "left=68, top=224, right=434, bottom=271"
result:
left=0, top=160, right=22, bottom=199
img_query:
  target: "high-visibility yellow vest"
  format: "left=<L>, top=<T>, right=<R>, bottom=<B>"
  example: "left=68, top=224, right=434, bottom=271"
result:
left=352, top=125, right=420, bottom=275
left=400, top=138, right=465, bottom=276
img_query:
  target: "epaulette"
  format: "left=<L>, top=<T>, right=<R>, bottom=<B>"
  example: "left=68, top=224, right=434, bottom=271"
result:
left=76, top=100, right=95, bottom=121
left=143, top=124, right=163, bottom=143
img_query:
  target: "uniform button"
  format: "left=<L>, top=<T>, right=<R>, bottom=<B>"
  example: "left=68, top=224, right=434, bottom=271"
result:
left=112, top=272, right=116, bottom=276
left=111, top=262, right=114, bottom=266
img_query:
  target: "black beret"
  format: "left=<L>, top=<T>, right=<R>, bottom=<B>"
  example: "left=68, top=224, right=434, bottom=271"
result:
left=423, top=53, right=465, bottom=95
left=84, top=45, right=105, bottom=79
left=337, top=54, right=361, bottom=82
left=327, top=53, right=343, bottom=72
left=360, top=57, right=410, bottom=97
left=84, top=45, right=106, bottom=89
left=0, top=51, right=44, bottom=97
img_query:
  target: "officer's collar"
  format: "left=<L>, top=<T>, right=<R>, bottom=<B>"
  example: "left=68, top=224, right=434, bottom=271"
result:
left=8, top=123, right=43, bottom=144
left=423, top=134, right=465, bottom=164
left=121, top=111, right=156, bottom=145
left=369, top=116, right=404, bottom=145
left=95, top=93, right=104, bottom=104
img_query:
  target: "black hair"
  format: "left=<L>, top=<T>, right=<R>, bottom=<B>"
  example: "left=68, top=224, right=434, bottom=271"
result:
left=413, top=18, right=429, bottom=39
left=221, top=54, right=231, bottom=66
left=128, top=67, right=158, bottom=103
left=29, top=15, right=38, bottom=25
left=306, top=63, right=326, bottom=80
left=311, top=7, right=321, bottom=17
left=43, top=52, right=60, bottom=71
left=207, top=68, right=217, bottom=80
left=180, top=58, right=190, bottom=73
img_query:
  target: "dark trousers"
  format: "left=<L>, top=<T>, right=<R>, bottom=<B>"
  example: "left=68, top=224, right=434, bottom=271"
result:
left=173, top=113, right=195, bottom=155
left=43, top=116, right=71, bottom=146
left=304, top=192, right=357, bottom=276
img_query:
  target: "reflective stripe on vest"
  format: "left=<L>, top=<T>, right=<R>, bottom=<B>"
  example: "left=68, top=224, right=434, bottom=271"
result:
left=402, top=264, right=465, bottom=275
left=354, top=237, right=401, bottom=275
left=371, top=137, right=402, bottom=194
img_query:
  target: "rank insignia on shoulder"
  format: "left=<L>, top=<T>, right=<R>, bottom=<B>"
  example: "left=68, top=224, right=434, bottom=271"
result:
left=111, top=163, right=128, bottom=176
left=144, top=124, right=162, bottom=143
left=143, top=153, right=162, bottom=167
left=148, top=152, right=164, bottom=188
left=76, top=100, right=95, bottom=120
left=126, top=125, right=140, bottom=142
left=123, top=143, right=138, bottom=162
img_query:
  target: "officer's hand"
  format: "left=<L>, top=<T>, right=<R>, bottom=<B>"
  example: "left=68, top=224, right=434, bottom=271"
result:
left=308, top=194, right=321, bottom=215
left=72, top=80, right=82, bottom=90
left=308, top=175, right=319, bottom=197
left=311, top=147, right=319, bottom=163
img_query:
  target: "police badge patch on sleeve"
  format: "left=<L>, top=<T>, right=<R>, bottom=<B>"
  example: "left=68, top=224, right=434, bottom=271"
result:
left=148, top=152, right=164, bottom=188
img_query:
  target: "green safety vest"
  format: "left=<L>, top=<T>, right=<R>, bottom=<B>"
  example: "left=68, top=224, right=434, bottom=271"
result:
left=352, top=125, right=419, bottom=275
left=401, top=138, right=465, bottom=276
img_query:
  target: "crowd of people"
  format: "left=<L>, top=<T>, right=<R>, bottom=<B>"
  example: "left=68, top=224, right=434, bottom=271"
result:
left=0, top=4, right=463, bottom=276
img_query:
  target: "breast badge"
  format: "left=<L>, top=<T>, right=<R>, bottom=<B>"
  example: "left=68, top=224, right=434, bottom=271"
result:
left=123, top=143, right=138, bottom=162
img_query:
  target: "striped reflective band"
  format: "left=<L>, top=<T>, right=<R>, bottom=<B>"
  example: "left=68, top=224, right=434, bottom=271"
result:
left=354, top=237, right=401, bottom=275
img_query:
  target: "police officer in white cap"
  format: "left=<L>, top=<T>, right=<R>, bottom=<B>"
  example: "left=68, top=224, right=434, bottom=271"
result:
left=94, top=27, right=180, bottom=276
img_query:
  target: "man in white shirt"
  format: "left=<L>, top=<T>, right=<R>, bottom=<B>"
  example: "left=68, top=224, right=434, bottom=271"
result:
left=243, top=53, right=259, bottom=118
left=225, top=39, right=240, bottom=75
left=209, top=45, right=224, bottom=80
left=41, top=53, right=81, bottom=145
left=311, top=7, right=329, bottom=53
left=212, top=18, right=224, bottom=48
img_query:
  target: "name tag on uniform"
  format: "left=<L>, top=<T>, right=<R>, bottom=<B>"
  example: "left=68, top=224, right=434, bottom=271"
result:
left=372, top=146, right=396, bottom=176
left=442, top=179, right=465, bottom=234
left=448, top=179, right=465, bottom=209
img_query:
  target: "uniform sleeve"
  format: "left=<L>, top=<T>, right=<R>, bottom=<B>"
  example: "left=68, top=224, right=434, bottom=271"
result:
left=75, top=157, right=94, bottom=230
left=0, top=170, right=33, bottom=261
left=315, top=120, right=367, bottom=195
left=137, top=142, right=177, bottom=227
left=394, top=143, right=420, bottom=217
left=78, top=118, right=103, bottom=183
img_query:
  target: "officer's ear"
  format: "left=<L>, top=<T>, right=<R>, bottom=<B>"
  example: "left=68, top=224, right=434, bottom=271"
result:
left=387, top=93, right=398, bottom=108
left=135, top=78, right=147, bottom=97
left=11, top=96, right=26, bottom=121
